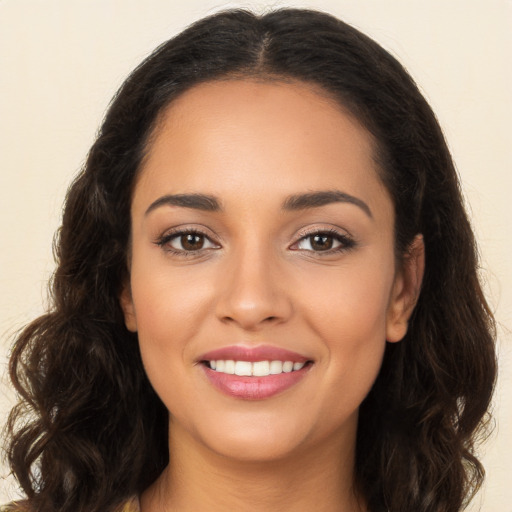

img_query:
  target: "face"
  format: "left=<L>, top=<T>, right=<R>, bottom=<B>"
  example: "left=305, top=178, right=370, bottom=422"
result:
left=121, top=79, right=423, bottom=463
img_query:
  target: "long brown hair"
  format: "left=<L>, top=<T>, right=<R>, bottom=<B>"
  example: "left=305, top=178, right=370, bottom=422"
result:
left=6, top=9, right=496, bottom=512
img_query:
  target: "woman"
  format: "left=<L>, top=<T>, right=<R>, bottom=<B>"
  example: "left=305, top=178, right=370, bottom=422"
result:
left=4, top=8, right=496, bottom=512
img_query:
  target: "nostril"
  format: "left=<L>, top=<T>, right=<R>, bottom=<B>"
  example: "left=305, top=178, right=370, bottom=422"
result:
left=215, top=291, right=293, bottom=329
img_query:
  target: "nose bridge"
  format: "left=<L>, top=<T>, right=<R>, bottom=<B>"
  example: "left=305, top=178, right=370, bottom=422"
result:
left=215, top=235, right=292, bottom=329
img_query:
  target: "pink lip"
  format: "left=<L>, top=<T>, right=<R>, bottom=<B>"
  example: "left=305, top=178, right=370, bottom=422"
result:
left=202, top=365, right=311, bottom=400
left=198, top=344, right=310, bottom=363
left=198, top=344, right=313, bottom=400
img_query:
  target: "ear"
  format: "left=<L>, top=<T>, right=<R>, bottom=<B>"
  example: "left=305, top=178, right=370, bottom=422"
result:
left=119, top=282, right=138, bottom=333
left=386, top=234, right=425, bottom=343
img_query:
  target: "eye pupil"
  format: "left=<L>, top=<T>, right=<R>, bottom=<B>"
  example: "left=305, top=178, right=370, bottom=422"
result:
left=311, top=234, right=333, bottom=251
left=181, top=233, right=204, bottom=250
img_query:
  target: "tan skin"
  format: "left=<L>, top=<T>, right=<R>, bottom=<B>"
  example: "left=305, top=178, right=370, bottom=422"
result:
left=121, top=79, right=424, bottom=511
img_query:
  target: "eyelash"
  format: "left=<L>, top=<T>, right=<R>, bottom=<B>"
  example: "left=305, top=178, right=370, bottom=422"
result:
left=291, top=228, right=356, bottom=255
left=155, top=227, right=356, bottom=256
left=155, top=228, right=218, bottom=256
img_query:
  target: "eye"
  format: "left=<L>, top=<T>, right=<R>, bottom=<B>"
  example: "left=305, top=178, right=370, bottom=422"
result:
left=156, top=229, right=220, bottom=254
left=292, top=230, right=355, bottom=253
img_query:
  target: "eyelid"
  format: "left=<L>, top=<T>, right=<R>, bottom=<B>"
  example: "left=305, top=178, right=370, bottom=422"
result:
left=154, top=224, right=355, bottom=256
left=290, top=226, right=356, bottom=253
left=154, top=226, right=221, bottom=254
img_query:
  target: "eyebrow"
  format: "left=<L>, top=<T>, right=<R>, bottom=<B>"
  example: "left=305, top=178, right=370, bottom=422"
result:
left=145, top=193, right=222, bottom=215
left=282, top=190, right=372, bottom=218
left=145, top=189, right=372, bottom=218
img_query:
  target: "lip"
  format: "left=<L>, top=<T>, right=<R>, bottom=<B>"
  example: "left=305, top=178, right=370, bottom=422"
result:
left=198, top=344, right=310, bottom=363
left=198, top=344, right=313, bottom=400
left=202, top=364, right=311, bottom=400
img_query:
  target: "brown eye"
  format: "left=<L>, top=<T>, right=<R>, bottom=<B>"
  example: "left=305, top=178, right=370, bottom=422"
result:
left=180, top=233, right=205, bottom=251
left=162, top=230, right=219, bottom=253
left=293, top=230, right=355, bottom=253
left=297, top=233, right=337, bottom=251
left=310, top=234, right=333, bottom=251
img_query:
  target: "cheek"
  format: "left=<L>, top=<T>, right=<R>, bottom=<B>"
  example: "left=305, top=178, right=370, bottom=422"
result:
left=128, top=258, right=216, bottom=396
left=298, top=259, right=394, bottom=402
left=131, top=256, right=213, bottom=334
left=302, top=258, right=393, bottom=341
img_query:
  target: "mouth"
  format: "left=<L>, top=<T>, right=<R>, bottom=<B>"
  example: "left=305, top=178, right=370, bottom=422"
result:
left=203, top=359, right=312, bottom=376
left=198, top=345, right=314, bottom=400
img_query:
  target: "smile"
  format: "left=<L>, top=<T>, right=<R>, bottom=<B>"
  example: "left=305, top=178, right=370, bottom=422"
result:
left=208, top=360, right=306, bottom=376
left=198, top=345, right=313, bottom=399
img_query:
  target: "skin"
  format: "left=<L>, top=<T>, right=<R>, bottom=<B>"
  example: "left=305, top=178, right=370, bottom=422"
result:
left=121, top=79, right=424, bottom=511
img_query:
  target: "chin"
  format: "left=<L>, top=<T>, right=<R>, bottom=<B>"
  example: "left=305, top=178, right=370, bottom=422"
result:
left=207, top=431, right=307, bottom=463
left=179, top=405, right=357, bottom=465
left=175, top=408, right=308, bottom=462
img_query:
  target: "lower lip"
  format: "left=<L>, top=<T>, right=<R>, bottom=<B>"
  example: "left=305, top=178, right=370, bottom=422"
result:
left=202, top=364, right=311, bottom=400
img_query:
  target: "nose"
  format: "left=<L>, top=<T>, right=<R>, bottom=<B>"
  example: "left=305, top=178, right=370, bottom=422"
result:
left=215, top=244, right=293, bottom=331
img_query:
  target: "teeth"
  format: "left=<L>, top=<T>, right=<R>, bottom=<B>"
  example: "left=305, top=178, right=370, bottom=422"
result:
left=225, top=360, right=235, bottom=374
left=283, top=361, right=293, bottom=373
left=234, top=361, right=252, bottom=376
left=253, top=361, right=270, bottom=376
left=269, top=360, right=283, bottom=374
left=208, top=360, right=306, bottom=376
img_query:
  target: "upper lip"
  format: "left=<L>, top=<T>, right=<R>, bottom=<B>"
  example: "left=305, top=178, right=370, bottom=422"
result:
left=198, top=344, right=311, bottom=363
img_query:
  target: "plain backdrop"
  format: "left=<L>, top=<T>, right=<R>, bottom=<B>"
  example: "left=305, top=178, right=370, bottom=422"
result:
left=1, top=0, right=511, bottom=509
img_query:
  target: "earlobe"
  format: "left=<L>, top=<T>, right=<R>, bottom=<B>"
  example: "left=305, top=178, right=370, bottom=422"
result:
left=120, top=284, right=138, bottom=333
left=386, top=234, right=425, bottom=343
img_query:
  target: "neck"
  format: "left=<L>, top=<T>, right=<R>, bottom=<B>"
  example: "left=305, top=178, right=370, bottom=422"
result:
left=141, top=421, right=365, bottom=512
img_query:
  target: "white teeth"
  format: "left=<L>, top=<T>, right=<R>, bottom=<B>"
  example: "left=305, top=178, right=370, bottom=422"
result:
left=224, top=360, right=235, bottom=374
left=208, top=359, right=308, bottom=376
left=282, top=361, right=293, bottom=373
left=269, top=360, right=283, bottom=374
left=234, top=361, right=252, bottom=376
left=252, top=361, right=270, bottom=376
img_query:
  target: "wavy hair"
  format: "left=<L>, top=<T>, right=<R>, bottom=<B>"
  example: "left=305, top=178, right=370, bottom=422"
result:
left=5, top=8, right=496, bottom=512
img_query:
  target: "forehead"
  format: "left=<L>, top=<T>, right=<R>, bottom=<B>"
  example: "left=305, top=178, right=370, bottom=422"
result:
left=135, top=79, right=390, bottom=217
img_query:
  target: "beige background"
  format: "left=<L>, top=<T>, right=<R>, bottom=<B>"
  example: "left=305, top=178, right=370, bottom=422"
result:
left=1, top=0, right=510, bottom=509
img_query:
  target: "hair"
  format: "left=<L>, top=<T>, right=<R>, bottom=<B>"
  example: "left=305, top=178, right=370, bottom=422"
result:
left=5, top=8, right=496, bottom=512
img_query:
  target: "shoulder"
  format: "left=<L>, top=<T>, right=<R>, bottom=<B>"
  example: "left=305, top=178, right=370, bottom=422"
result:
left=115, top=495, right=141, bottom=512
left=0, top=503, right=29, bottom=512
left=1, top=496, right=140, bottom=512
